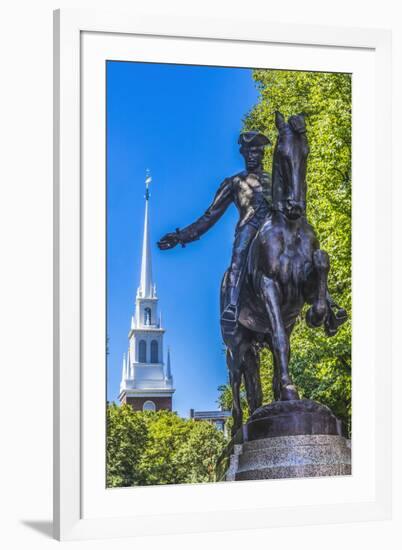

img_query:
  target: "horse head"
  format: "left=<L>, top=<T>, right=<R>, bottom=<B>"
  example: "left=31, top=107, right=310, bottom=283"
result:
left=272, top=111, right=309, bottom=220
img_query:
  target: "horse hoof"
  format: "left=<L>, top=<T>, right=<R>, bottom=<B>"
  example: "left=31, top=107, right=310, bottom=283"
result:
left=335, top=308, right=348, bottom=323
left=306, top=306, right=325, bottom=328
left=280, top=384, right=300, bottom=401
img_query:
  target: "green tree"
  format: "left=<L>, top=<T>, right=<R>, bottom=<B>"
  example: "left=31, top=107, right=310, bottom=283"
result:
left=106, top=403, right=148, bottom=487
left=137, top=410, right=192, bottom=485
left=106, top=405, right=226, bottom=487
left=174, top=420, right=227, bottom=483
left=218, top=70, right=352, bottom=433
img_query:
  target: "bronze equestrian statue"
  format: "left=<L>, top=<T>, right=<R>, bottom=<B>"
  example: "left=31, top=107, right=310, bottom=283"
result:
left=158, top=112, right=347, bottom=436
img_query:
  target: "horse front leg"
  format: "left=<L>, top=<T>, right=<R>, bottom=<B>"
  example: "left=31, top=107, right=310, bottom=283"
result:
left=243, top=345, right=263, bottom=414
left=272, top=353, right=281, bottom=401
left=260, top=275, right=299, bottom=401
left=270, top=322, right=295, bottom=401
left=226, top=347, right=243, bottom=437
left=306, top=249, right=330, bottom=328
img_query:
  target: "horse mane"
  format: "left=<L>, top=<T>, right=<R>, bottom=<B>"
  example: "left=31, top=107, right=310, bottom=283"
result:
left=271, top=113, right=308, bottom=214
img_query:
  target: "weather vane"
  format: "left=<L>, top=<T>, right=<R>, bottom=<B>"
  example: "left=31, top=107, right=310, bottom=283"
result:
left=145, top=169, right=152, bottom=200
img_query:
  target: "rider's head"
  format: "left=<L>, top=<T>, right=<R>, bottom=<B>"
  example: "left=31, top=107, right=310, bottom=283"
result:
left=239, top=131, right=270, bottom=171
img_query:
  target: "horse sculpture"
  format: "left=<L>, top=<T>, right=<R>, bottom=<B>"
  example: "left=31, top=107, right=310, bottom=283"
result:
left=221, top=111, right=347, bottom=435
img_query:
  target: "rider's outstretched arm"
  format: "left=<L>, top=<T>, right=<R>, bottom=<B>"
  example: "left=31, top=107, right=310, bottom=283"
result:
left=177, top=178, right=233, bottom=244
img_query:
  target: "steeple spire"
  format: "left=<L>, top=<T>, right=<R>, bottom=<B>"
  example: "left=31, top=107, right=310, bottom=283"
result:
left=138, top=170, right=154, bottom=298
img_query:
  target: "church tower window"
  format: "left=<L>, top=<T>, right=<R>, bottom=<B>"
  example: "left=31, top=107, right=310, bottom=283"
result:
left=139, top=340, right=147, bottom=363
left=144, top=307, right=152, bottom=325
left=143, top=400, right=156, bottom=412
left=150, top=340, right=158, bottom=363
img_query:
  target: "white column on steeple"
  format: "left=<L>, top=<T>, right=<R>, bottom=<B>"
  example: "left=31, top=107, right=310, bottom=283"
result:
left=165, top=347, right=172, bottom=381
left=121, top=353, right=127, bottom=385
left=127, top=348, right=132, bottom=379
left=138, top=171, right=154, bottom=299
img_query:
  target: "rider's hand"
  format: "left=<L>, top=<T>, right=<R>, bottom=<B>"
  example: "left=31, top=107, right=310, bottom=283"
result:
left=157, top=232, right=180, bottom=250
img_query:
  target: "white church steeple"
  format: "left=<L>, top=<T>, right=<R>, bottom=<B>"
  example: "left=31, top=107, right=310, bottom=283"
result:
left=119, top=171, right=175, bottom=411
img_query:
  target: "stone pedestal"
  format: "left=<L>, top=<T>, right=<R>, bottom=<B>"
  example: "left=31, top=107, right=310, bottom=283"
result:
left=246, top=399, right=345, bottom=439
left=218, top=400, right=351, bottom=481
left=229, top=434, right=351, bottom=481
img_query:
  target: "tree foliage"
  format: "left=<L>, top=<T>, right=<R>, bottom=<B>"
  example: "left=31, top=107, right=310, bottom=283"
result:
left=106, top=402, right=148, bottom=487
left=107, top=404, right=226, bottom=487
left=219, top=70, right=352, bottom=433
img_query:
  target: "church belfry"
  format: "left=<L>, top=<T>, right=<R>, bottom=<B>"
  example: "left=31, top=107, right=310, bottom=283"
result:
left=119, top=171, right=175, bottom=411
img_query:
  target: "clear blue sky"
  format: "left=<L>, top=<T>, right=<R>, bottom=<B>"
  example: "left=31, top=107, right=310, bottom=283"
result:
left=107, top=61, right=260, bottom=417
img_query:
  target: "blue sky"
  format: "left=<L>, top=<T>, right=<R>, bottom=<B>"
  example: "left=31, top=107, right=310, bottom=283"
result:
left=107, top=61, right=260, bottom=417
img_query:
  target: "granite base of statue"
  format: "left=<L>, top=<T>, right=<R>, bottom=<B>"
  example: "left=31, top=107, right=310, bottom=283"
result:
left=217, top=400, right=351, bottom=482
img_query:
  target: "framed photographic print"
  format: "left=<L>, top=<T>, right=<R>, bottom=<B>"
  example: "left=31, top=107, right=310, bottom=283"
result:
left=53, top=8, right=392, bottom=541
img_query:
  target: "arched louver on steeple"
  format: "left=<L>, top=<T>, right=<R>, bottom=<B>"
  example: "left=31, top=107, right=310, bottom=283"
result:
left=139, top=340, right=147, bottom=363
left=150, top=340, right=158, bottom=363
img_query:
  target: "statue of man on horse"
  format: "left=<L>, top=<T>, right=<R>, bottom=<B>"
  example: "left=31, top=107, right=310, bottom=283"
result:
left=158, top=112, right=347, bottom=435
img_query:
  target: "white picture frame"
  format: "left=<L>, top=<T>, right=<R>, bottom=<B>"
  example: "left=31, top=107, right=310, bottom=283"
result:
left=53, top=8, right=392, bottom=541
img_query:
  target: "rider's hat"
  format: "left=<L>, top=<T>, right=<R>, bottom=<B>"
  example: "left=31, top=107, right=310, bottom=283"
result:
left=238, top=131, right=271, bottom=147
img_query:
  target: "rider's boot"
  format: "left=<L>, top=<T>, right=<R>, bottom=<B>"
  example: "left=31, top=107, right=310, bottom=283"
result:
left=221, top=304, right=238, bottom=336
left=221, top=285, right=239, bottom=336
